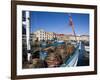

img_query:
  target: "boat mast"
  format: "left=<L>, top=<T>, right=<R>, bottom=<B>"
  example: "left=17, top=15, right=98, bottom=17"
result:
left=71, top=23, right=77, bottom=41
left=26, top=11, right=31, bottom=62
left=69, top=14, right=77, bottom=41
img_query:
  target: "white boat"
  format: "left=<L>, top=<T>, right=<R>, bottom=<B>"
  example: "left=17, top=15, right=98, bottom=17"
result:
left=84, top=46, right=89, bottom=52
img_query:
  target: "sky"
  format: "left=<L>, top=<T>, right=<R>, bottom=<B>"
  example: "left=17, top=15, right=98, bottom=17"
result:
left=28, top=11, right=89, bottom=35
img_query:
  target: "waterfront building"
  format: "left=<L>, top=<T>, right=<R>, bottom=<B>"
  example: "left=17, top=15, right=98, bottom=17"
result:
left=33, top=29, right=89, bottom=42
left=56, top=34, right=64, bottom=41
left=67, top=35, right=80, bottom=42
left=34, top=29, right=46, bottom=41
left=34, top=29, right=56, bottom=41
left=80, top=35, right=89, bottom=41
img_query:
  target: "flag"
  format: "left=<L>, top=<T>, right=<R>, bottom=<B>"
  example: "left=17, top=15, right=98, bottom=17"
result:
left=69, top=14, right=74, bottom=27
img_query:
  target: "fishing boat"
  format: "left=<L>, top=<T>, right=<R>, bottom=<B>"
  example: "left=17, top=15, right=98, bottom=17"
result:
left=23, top=11, right=82, bottom=68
